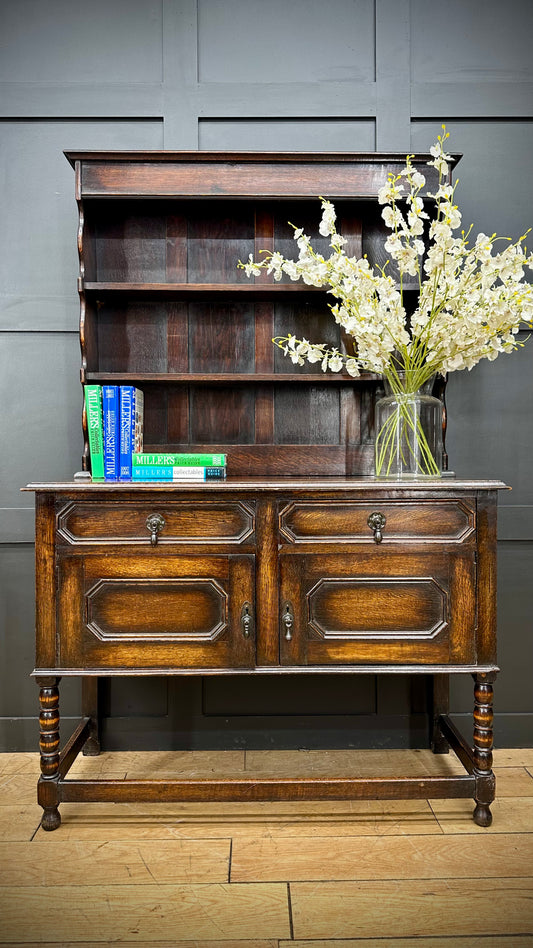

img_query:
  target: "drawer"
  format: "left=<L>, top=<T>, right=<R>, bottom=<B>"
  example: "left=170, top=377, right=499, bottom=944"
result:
left=279, top=500, right=475, bottom=544
left=56, top=500, right=255, bottom=546
left=280, top=550, right=476, bottom=666
left=57, top=553, right=255, bottom=670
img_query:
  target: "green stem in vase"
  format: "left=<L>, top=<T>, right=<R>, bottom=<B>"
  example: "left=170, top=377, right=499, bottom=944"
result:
left=375, top=391, right=441, bottom=477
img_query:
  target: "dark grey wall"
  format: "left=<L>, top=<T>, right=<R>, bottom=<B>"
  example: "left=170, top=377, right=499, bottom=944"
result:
left=1, top=0, right=532, bottom=750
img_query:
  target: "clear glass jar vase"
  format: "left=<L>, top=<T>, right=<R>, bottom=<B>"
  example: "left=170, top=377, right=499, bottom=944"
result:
left=374, top=374, right=443, bottom=478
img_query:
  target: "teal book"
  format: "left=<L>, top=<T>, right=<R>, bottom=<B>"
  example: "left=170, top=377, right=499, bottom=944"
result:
left=132, top=466, right=226, bottom=481
left=84, top=385, right=104, bottom=481
left=132, top=452, right=227, bottom=468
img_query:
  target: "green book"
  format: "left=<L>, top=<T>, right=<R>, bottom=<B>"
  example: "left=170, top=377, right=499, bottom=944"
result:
left=132, top=452, right=227, bottom=468
left=84, top=385, right=105, bottom=481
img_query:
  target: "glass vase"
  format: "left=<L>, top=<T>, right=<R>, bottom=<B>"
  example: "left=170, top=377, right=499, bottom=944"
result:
left=374, top=375, right=443, bottom=478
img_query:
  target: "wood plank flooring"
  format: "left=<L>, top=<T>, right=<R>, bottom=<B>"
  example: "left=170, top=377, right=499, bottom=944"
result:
left=0, top=748, right=532, bottom=946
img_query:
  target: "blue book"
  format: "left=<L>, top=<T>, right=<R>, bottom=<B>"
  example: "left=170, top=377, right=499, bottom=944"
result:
left=119, top=386, right=144, bottom=480
left=103, top=385, right=120, bottom=480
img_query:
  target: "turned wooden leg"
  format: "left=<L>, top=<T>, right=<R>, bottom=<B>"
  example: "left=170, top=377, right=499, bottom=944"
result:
left=36, top=676, right=62, bottom=831
left=82, top=676, right=101, bottom=756
left=472, top=671, right=497, bottom=827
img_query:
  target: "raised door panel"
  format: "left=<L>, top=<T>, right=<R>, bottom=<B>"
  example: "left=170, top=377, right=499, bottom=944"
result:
left=279, top=551, right=476, bottom=666
left=57, top=554, right=255, bottom=670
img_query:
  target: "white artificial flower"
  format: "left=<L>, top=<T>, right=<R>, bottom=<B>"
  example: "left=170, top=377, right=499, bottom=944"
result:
left=430, top=184, right=454, bottom=201
left=241, top=129, right=532, bottom=388
left=384, top=233, right=402, bottom=255
left=411, top=171, right=426, bottom=189
left=440, top=202, right=462, bottom=229
left=382, top=206, right=404, bottom=229
left=319, top=200, right=336, bottom=236
left=429, top=220, right=453, bottom=242
left=266, top=251, right=285, bottom=281
left=307, top=345, right=325, bottom=363
left=328, top=351, right=344, bottom=372
left=407, top=212, right=425, bottom=235
left=408, top=196, right=428, bottom=217
left=345, top=358, right=360, bottom=377
left=282, top=260, right=300, bottom=281
left=243, top=253, right=262, bottom=277
left=378, top=181, right=404, bottom=205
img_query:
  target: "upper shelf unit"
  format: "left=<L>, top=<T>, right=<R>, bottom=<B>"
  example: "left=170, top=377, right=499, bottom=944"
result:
left=68, top=151, right=456, bottom=477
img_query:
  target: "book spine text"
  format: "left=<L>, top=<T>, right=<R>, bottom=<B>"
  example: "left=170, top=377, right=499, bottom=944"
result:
left=84, top=385, right=105, bottom=481
left=119, top=386, right=144, bottom=480
left=132, top=453, right=227, bottom=467
left=103, top=385, right=119, bottom=480
left=131, top=466, right=227, bottom=480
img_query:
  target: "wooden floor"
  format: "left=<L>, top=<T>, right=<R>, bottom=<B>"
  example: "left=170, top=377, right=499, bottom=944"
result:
left=0, top=747, right=532, bottom=947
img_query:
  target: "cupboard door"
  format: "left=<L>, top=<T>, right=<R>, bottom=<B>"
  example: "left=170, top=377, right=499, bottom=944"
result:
left=279, top=551, right=476, bottom=666
left=57, top=554, right=255, bottom=670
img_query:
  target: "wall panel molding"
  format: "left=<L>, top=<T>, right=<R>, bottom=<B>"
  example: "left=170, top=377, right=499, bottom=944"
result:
left=195, top=82, right=377, bottom=118
left=162, top=0, right=200, bottom=147
left=412, top=82, right=533, bottom=119
left=0, top=510, right=34, bottom=544
left=0, top=83, right=163, bottom=118
left=1, top=0, right=532, bottom=750
left=498, top=507, right=533, bottom=542
left=375, top=0, right=411, bottom=149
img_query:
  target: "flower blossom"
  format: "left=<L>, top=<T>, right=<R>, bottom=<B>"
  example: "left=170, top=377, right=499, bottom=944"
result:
left=237, top=128, right=533, bottom=389
left=319, top=199, right=336, bottom=237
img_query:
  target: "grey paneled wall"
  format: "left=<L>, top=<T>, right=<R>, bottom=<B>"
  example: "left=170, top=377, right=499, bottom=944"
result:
left=1, top=0, right=532, bottom=750
left=198, top=120, right=376, bottom=151
left=197, top=0, right=376, bottom=83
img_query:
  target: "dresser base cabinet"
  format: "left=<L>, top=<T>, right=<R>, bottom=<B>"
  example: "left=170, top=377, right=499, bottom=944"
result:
left=28, top=478, right=504, bottom=830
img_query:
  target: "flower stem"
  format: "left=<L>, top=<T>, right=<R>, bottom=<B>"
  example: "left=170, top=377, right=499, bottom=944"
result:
left=375, top=390, right=440, bottom=476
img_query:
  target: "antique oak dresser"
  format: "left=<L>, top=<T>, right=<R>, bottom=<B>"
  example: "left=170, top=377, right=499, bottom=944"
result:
left=25, top=150, right=506, bottom=830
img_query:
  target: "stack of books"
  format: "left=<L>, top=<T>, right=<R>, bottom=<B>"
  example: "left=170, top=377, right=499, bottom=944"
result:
left=84, top=384, right=144, bottom=482
left=131, top=453, right=227, bottom=481
left=84, top=385, right=227, bottom=482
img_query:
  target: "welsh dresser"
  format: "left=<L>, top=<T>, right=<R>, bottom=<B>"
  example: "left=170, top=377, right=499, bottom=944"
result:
left=25, top=150, right=505, bottom=829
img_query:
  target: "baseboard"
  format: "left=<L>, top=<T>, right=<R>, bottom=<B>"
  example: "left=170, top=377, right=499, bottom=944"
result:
left=2, top=712, right=531, bottom=753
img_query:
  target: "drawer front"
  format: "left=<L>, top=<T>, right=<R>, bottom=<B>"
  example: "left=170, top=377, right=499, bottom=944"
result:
left=279, top=500, right=475, bottom=544
left=57, top=554, right=255, bottom=669
left=280, top=551, right=476, bottom=665
left=56, top=500, right=255, bottom=546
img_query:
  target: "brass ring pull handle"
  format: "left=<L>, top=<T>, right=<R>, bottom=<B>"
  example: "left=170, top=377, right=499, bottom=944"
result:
left=282, top=600, right=294, bottom=641
left=146, top=513, right=165, bottom=546
left=241, top=601, right=253, bottom=638
left=367, top=511, right=386, bottom=544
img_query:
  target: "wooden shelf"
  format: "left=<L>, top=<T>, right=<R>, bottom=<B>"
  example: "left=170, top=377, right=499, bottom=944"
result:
left=83, top=281, right=419, bottom=298
left=83, top=281, right=324, bottom=299
left=84, top=372, right=377, bottom=383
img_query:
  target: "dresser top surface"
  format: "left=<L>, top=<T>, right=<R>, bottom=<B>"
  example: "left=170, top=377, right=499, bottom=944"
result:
left=23, top=477, right=509, bottom=494
left=64, top=149, right=456, bottom=164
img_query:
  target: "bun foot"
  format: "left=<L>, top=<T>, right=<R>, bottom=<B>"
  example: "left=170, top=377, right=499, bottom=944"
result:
left=82, top=736, right=101, bottom=757
left=473, top=802, right=492, bottom=827
left=41, top=806, right=61, bottom=831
